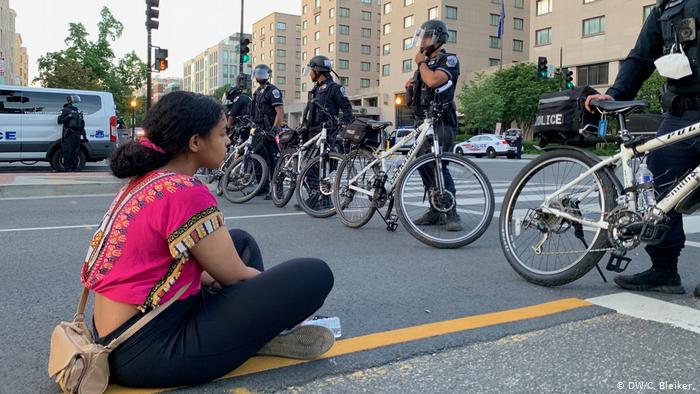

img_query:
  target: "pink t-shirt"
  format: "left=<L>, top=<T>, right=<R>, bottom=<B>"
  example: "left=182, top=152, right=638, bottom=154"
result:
left=81, top=170, right=224, bottom=311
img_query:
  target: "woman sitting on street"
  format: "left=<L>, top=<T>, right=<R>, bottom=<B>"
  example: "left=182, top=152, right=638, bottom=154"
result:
left=82, top=91, right=335, bottom=388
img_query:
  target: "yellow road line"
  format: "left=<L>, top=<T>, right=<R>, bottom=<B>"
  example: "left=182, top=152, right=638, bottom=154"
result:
left=106, top=297, right=592, bottom=394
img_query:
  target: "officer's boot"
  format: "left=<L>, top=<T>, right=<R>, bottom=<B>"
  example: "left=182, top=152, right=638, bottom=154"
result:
left=446, top=207, right=463, bottom=232
left=614, top=267, right=685, bottom=294
left=694, top=283, right=700, bottom=297
left=412, top=208, right=446, bottom=226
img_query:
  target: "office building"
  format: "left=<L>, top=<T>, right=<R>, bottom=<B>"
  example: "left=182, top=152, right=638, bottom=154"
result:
left=183, top=33, right=253, bottom=96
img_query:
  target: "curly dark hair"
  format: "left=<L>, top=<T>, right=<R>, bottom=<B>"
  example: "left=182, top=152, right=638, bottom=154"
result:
left=110, top=91, right=224, bottom=179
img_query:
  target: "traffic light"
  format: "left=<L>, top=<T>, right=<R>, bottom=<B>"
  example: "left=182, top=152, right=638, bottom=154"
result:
left=240, top=38, right=251, bottom=63
left=564, top=68, right=574, bottom=89
left=154, top=48, right=168, bottom=71
left=146, top=0, right=160, bottom=30
left=537, top=56, right=548, bottom=79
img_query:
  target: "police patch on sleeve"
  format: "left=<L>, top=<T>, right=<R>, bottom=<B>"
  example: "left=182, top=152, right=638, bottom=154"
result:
left=233, top=96, right=240, bottom=102
left=272, top=89, right=281, bottom=99
left=340, top=86, right=347, bottom=97
left=446, top=55, right=458, bottom=67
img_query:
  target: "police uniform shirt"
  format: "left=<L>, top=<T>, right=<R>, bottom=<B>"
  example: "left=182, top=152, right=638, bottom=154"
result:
left=608, top=1, right=700, bottom=100
left=252, top=84, right=284, bottom=129
left=226, top=94, right=252, bottom=120
left=304, top=78, right=353, bottom=128
left=417, top=49, right=460, bottom=126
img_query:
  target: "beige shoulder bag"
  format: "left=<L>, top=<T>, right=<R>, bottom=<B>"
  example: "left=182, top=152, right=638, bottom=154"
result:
left=48, top=284, right=190, bottom=394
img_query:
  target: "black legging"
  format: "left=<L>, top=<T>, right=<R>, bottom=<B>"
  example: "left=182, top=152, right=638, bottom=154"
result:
left=96, top=229, right=334, bottom=387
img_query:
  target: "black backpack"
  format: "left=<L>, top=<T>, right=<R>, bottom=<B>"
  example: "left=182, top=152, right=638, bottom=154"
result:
left=68, top=108, right=85, bottom=130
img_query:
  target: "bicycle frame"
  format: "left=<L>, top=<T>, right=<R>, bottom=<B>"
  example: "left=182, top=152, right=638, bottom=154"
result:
left=347, top=117, right=439, bottom=198
left=279, top=132, right=322, bottom=174
left=541, top=120, right=700, bottom=231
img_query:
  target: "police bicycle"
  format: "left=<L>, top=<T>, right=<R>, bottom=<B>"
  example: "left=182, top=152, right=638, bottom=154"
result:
left=221, top=118, right=270, bottom=204
left=295, top=102, right=348, bottom=218
left=332, top=81, right=495, bottom=249
left=500, top=99, right=700, bottom=286
left=205, top=116, right=255, bottom=196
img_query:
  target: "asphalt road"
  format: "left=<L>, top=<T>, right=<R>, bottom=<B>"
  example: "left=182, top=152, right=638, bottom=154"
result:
left=0, top=158, right=698, bottom=393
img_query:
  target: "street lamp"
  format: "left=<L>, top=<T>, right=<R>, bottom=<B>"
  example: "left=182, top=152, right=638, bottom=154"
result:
left=129, top=99, right=138, bottom=139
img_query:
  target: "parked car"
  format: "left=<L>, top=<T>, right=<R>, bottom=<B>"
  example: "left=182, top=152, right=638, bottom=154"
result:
left=393, top=127, right=415, bottom=154
left=453, top=134, right=517, bottom=159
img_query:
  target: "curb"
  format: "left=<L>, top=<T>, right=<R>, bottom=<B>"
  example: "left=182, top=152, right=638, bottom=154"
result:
left=0, top=182, right=121, bottom=198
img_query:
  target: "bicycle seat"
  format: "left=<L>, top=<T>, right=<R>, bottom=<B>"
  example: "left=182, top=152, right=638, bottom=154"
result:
left=366, top=120, right=393, bottom=129
left=590, top=99, right=648, bottom=114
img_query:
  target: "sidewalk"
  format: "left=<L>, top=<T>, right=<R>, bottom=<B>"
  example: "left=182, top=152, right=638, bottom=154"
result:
left=0, top=172, right=121, bottom=198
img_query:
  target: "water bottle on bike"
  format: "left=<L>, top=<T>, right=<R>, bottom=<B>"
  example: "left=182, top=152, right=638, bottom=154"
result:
left=636, top=163, right=656, bottom=211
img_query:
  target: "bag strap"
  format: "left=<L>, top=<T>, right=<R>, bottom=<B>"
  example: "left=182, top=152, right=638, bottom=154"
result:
left=105, top=283, right=191, bottom=350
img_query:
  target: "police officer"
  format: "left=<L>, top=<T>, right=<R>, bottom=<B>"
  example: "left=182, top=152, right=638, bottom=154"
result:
left=302, top=55, right=353, bottom=135
left=250, top=64, right=285, bottom=198
left=57, top=95, right=88, bottom=172
left=224, top=85, right=252, bottom=132
left=585, top=0, right=699, bottom=297
left=405, top=19, right=462, bottom=232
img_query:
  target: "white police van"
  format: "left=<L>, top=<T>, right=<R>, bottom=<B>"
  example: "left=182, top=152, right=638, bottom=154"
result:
left=0, top=85, right=117, bottom=171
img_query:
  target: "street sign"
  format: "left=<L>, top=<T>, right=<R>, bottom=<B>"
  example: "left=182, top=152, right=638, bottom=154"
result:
left=547, top=64, right=556, bottom=79
left=495, top=122, right=502, bottom=135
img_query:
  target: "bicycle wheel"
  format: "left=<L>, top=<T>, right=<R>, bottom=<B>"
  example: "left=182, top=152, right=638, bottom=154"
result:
left=499, top=149, right=616, bottom=286
left=296, top=152, right=344, bottom=218
left=271, top=149, right=298, bottom=208
left=396, top=153, right=495, bottom=249
left=332, top=148, right=379, bottom=228
left=215, top=177, right=224, bottom=196
left=222, top=153, right=269, bottom=204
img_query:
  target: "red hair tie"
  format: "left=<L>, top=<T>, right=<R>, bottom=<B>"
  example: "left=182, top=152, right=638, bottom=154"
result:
left=139, top=137, right=166, bottom=154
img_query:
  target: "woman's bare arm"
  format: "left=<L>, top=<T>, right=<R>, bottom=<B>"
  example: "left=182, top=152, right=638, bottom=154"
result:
left=191, top=227, right=260, bottom=286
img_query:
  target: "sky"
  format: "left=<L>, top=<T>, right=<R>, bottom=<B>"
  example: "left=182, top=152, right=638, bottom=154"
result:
left=10, top=0, right=299, bottom=84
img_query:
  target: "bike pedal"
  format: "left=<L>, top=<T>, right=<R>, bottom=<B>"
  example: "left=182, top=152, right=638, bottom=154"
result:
left=605, top=254, right=632, bottom=273
left=639, top=222, right=670, bottom=245
left=386, top=215, right=399, bottom=232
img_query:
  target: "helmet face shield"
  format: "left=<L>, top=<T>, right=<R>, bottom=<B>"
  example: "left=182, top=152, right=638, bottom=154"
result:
left=302, top=66, right=311, bottom=77
left=253, top=67, right=270, bottom=81
left=411, top=28, right=438, bottom=50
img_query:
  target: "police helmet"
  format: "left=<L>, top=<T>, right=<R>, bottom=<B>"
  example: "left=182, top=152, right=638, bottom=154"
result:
left=411, top=20, right=449, bottom=50
left=252, top=64, right=272, bottom=82
left=303, top=55, right=333, bottom=76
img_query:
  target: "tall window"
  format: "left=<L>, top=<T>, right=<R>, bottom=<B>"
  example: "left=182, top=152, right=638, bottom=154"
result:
left=339, top=42, right=350, bottom=52
left=277, top=36, right=286, bottom=44
left=384, top=2, right=392, bottom=14
left=490, top=14, right=499, bottom=26
left=403, top=37, right=413, bottom=50
left=277, top=49, right=286, bottom=57
left=338, top=59, right=350, bottom=69
left=448, top=30, right=457, bottom=43
left=303, top=5, right=307, bottom=14
left=382, top=43, right=391, bottom=56
left=340, top=25, right=350, bottom=35
left=329, top=25, right=335, bottom=35
left=514, top=0, right=524, bottom=9
left=512, top=39, right=524, bottom=52
left=314, top=0, right=320, bottom=7
left=382, top=64, right=390, bottom=76
left=277, top=76, right=286, bottom=85
left=276, top=22, right=286, bottom=30
left=402, top=59, right=412, bottom=73
left=383, top=23, right=392, bottom=35
left=513, top=18, right=524, bottom=30
left=303, top=21, right=308, bottom=30
left=314, top=31, right=320, bottom=40
left=314, top=15, right=320, bottom=24
left=361, top=62, right=371, bottom=71
left=583, top=16, right=606, bottom=37
left=361, top=45, right=371, bottom=55
left=362, top=11, right=372, bottom=21
left=445, top=6, right=457, bottom=19
left=536, top=28, right=552, bottom=45
left=362, top=28, right=371, bottom=38
left=536, top=0, right=552, bottom=15
left=361, top=78, right=371, bottom=88
left=328, top=43, right=335, bottom=52
left=329, top=8, right=335, bottom=18
left=404, top=0, right=414, bottom=5
left=489, top=36, right=501, bottom=49
left=276, top=63, right=286, bottom=71
left=339, top=7, right=350, bottom=17
left=428, top=7, right=438, bottom=19
left=339, top=77, right=349, bottom=86
left=314, top=47, right=320, bottom=56
left=643, top=4, right=654, bottom=22
left=577, top=62, right=609, bottom=85
left=404, top=15, right=414, bottom=28
left=302, top=36, right=307, bottom=45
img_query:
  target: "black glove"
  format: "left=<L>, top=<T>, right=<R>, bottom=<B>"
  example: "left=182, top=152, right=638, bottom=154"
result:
left=82, top=135, right=89, bottom=143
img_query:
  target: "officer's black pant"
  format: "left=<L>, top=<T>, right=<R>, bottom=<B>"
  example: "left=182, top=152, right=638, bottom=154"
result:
left=62, top=133, right=81, bottom=171
left=98, top=229, right=334, bottom=387
left=257, top=139, right=279, bottom=193
left=646, top=110, right=700, bottom=272
left=417, top=124, right=456, bottom=197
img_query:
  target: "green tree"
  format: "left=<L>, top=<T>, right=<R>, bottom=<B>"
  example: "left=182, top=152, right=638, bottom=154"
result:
left=34, top=7, right=145, bottom=116
left=458, top=73, right=504, bottom=133
left=635, top=70, right=665, bottom=113
left=210, top=86, right=230, bottom=103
